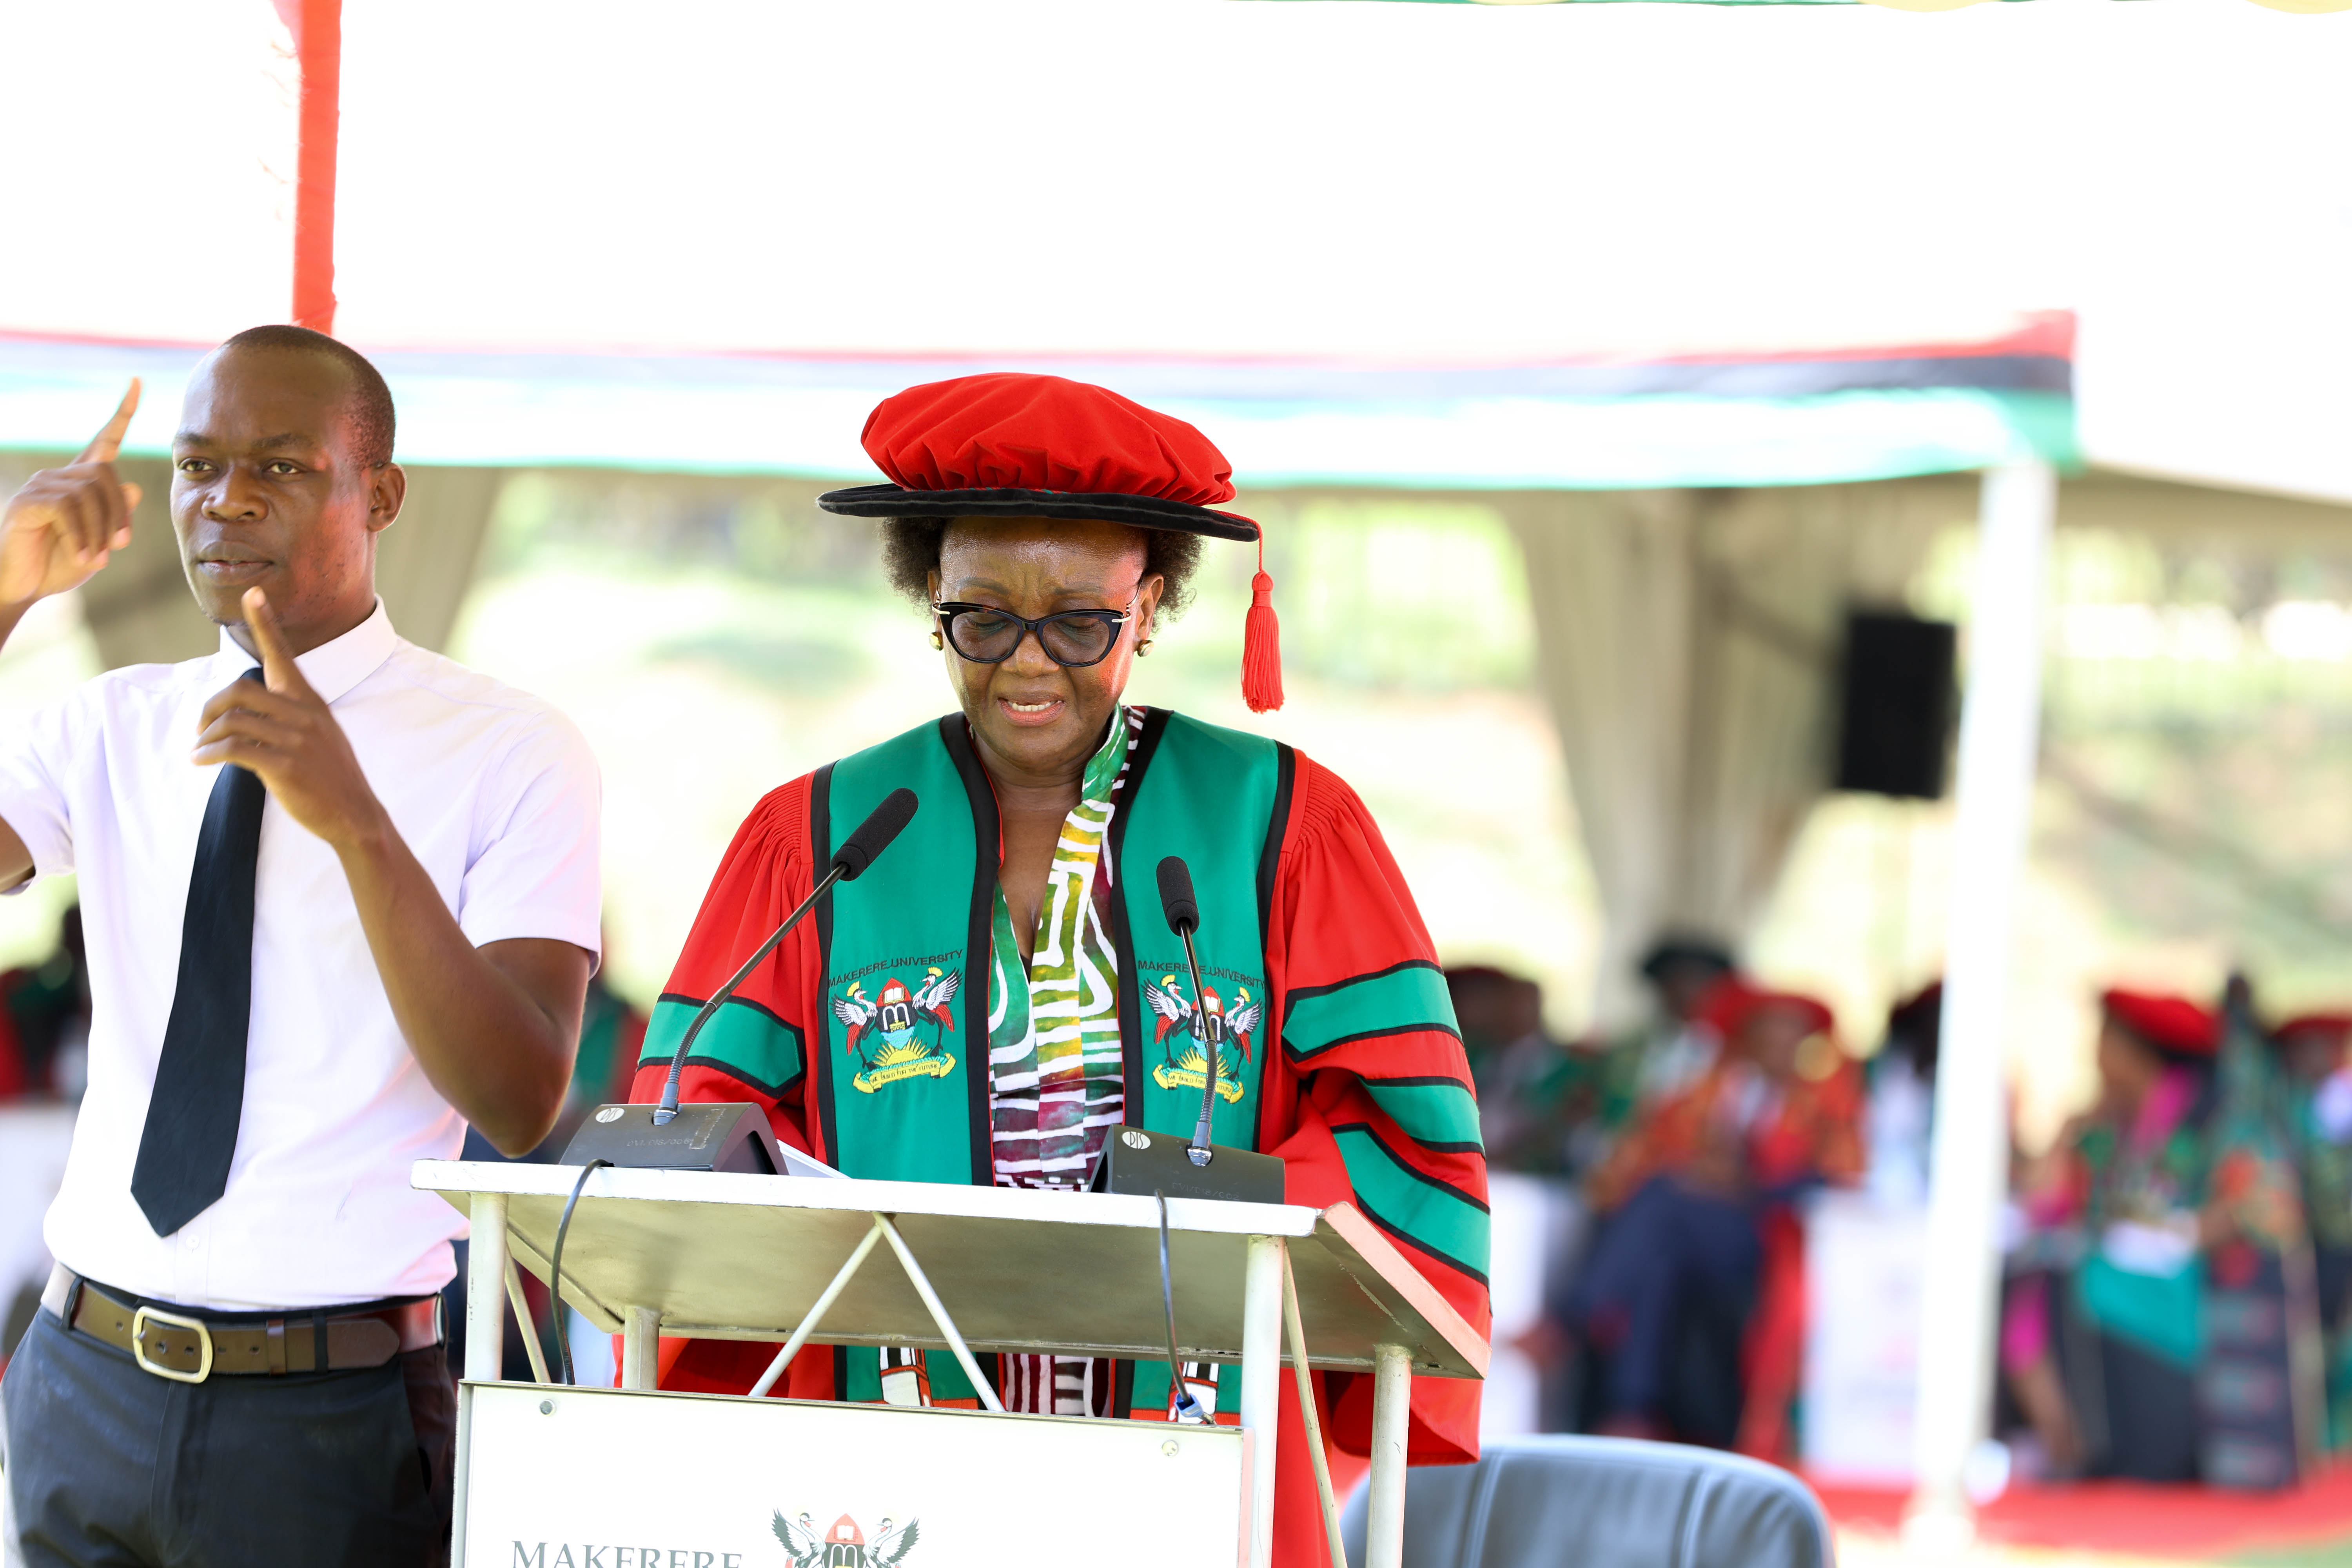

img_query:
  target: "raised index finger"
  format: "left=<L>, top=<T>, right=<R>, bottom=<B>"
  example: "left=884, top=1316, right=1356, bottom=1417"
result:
left=75, top=379, right=142, bottom=466
left=240, top=587, right=310, bottom=696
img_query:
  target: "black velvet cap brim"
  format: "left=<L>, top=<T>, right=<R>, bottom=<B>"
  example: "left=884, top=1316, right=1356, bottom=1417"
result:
left=816, top=484, right=1258, bottom=543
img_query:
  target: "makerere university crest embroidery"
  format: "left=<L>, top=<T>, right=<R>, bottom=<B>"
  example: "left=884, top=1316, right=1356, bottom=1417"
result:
left=773, top=1512, right=919, bottom=1568
left=1143, top=977, right=1260, bottom=1104
left=832, top=968, right=960, bottom=1094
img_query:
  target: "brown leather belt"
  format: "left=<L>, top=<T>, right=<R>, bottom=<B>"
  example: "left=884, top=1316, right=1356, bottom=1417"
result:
left=42, top=1264, right=442, bottom=1384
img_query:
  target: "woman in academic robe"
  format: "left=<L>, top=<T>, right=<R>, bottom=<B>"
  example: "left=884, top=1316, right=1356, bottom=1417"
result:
left=2002, top=988, right=2220, bottom=1480
left=629, top=373, right=1489, bottom=1568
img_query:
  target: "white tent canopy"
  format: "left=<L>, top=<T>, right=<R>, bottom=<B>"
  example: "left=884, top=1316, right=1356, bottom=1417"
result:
left=5, top=0, right=2350, bottom=495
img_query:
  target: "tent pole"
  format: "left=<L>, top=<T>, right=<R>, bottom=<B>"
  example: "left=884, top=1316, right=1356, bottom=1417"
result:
left=1905, top=460, right=2056, bottom=1552
left=290, top=0, right=343, bottom=333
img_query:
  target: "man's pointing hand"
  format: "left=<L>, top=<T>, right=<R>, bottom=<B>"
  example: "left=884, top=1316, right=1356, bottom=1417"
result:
left=0, top=380, right=145, bottom=608
left=192, top=587, right=390, bottom=853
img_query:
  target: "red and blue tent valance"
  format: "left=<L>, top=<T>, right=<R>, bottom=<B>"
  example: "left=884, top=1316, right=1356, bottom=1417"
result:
left=0, top=313, right=2073, bottom=490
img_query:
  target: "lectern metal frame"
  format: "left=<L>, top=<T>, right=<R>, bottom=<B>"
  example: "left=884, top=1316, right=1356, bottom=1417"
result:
left=417, top=1160, right=1486, bottom=1568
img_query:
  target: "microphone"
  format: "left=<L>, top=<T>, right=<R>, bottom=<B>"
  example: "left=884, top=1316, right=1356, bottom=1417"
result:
left=651, top=789, right=918, bottom=1124
left=1159, top=855, right=1224, bottom=1163
left=832, top=787, right=918, bottom=883
left=1157, top=857, right=1200, bottom=938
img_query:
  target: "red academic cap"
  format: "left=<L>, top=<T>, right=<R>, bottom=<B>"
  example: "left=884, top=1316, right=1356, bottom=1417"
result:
left=818, top=373, right=1282, bottom=711
left=1697, top=976, right=1836, bottom=1042
left=2100, top=988, right=2221, bottom=1057
left=2276, top=1013, right=2352, bottom=1044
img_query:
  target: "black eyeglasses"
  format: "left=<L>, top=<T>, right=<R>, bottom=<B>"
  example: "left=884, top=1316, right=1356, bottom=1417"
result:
left=932, top=598, right=1136, bottom=668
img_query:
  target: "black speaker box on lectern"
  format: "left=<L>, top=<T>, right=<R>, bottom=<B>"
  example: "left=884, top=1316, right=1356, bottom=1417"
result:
left=1833, top=610, right=1957, bottom=800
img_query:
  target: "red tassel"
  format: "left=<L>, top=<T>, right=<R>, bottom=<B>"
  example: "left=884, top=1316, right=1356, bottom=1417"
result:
left=1241, top=532, right=1283, bottom=714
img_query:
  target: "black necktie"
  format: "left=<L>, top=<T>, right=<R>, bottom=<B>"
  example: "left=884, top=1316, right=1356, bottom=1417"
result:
left=132, top=667, right=267, bottom=1237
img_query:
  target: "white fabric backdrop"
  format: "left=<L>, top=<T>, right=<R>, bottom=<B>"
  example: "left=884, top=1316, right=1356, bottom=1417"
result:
left=1503, top=481, right=1966, bottom=1025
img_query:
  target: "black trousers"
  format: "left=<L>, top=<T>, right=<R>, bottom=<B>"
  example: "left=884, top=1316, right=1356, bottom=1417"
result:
left=2, top=1301, right=452, bottom=1568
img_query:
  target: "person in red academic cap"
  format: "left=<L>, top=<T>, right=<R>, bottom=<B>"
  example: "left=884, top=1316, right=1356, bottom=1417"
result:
left=628, top=374, right=1486, bottom=1568
left=1563, top=976, right=1860, bottom=1447
left=2001, top=987, right=2222, bottom=1481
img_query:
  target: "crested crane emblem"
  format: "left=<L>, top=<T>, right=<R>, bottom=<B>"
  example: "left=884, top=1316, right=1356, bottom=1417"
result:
left=832, top=968, right=960, bottom=1094
left=1143, top=978, right=1259, bottom=1104
left=773, top=1511, right=919, bottom=1568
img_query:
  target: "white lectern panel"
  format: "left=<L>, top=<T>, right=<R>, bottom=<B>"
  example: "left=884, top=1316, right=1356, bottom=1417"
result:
left=463, top=1383, right=1246, bottom=1568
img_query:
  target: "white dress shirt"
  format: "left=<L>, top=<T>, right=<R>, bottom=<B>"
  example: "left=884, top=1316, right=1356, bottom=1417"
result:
left=0, top=603, right=601, bottom=1309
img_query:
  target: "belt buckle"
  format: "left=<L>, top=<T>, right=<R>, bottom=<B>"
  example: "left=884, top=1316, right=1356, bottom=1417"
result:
left=130, top=1305, right=214, bottom=1383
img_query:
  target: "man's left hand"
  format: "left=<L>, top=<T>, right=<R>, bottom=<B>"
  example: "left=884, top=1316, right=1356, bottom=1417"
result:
left=192, top=588, right=388, bottom=853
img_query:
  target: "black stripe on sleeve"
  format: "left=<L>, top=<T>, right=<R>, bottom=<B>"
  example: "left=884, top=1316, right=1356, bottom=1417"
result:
left=809, top=760, right=840, bottom=1169
left=1110, top=706, right=1172, bottom=1113
left=1352, top=1198, right=1490, bottom=1288
left=942, top=715, right=1003, bottom=1187
left=1283, top=956, right=1443, bottom=1007
left=1328, top=1119, right=1491, bottom=1212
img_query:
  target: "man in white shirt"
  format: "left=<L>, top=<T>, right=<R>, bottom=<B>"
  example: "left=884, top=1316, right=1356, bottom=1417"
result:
left=0, top=327, right=602, bottom=1568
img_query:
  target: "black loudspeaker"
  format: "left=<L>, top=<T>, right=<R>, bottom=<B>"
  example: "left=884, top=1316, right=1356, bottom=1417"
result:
left=1833, top=611, right=1956, bottom=800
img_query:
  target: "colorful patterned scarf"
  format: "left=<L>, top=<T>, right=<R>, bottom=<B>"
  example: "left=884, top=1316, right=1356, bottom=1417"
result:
left=985, top=707, right=1140, bottom=1192
left=986, top=709, right=1141, bottom=1416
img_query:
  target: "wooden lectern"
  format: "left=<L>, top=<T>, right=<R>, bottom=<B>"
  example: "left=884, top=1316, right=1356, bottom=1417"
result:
left=417, top=1161, right=1486, bottom=1568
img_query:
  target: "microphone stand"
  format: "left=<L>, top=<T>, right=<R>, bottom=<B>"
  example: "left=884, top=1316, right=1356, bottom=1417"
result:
left=1089, top=861, right=1286, bottom=1203
left=1176, top=920, right=1222, bottom=1166
left=652, top=785, right=917, bottom=1123
left=652, top=861, right=847, bottom=1125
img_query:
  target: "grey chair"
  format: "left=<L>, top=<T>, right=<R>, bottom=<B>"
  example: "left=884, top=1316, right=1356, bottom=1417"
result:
left=1340, top=1436, right=1833, bottom=1568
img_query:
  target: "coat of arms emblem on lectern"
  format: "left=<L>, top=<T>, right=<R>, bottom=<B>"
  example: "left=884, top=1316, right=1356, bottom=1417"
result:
left=773, top=1512, right=919, bottom=1568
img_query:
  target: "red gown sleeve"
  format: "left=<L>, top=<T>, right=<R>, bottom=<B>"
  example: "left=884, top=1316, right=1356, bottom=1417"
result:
left=1259, top=753, right=1491, bottom=1468
left=625, top=773, right=840, bottom=1399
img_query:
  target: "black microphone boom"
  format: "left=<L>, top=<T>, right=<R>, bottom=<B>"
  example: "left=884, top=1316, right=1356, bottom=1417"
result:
left=650, top=789, right=917, bottom=1124
left=559, top=789, right=920, bottom=1177
left=1084, top=858, right=1285, bottom=1206
left=1158, top=856, right=1222, bottom=1159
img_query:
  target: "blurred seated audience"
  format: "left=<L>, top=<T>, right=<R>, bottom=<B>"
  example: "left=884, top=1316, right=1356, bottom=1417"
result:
left=2270, top=1011, right=2352, bottom=1447
left=0, top=905, right=88, bottom=1100
left=2002, top=988, right=2219, bottom=1481
left=2272, top=1012, right=2352, bottom=1325
left=1864, top=980, right=1942, bottom=1207
left=1565, top=976, right=1861, bottom=1446
left=561, top=941, right=650, bottom=1139
left=2191, top=978, right=2319, bottom=1490
left=1573, top=934, right=1739, bottom=1172
left=1448, top=965, right=1577, bottom=1175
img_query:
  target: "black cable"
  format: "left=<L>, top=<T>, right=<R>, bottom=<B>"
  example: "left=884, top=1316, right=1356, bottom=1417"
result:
left=550, top=1158, right=611, bottom=1386
left=1156, top=1191, right=1205, bottom=1422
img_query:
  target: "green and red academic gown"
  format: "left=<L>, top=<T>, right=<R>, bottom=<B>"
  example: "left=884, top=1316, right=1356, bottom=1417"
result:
left=627, top=707, right=1489, bottom=1568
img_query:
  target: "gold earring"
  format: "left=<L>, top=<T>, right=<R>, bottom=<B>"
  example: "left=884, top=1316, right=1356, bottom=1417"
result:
left=930, top=630, right=944, bottom=650
left=1135, top=639, right=1153, bottom=657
